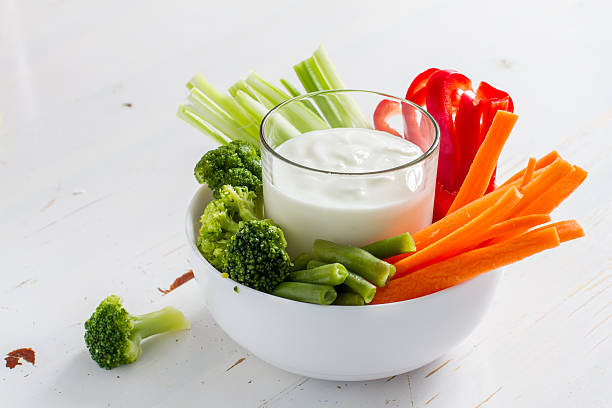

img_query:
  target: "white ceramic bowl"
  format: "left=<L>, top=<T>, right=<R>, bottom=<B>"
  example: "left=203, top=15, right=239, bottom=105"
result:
left=186, top=185, right=502, bottom=381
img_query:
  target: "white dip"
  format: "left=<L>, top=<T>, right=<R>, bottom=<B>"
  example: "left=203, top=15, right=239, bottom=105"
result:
left=263, top=128, right=436, bottom=256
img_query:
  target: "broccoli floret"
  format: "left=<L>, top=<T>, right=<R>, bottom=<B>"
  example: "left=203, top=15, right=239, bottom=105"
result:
left=194, top=140, right=262, bottom=197
left=84, top=295, right=189, bottom=369
left=197, top=185, right=259, bottom=270
left=225, top=220, right=291, bottom=292
left=197, top=231, right=231, bottom=271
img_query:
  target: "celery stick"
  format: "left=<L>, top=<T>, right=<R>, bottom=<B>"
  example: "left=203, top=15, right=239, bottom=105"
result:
left=188, top=73, right=258, bottom=139
left=245, top=72, right=329, bottom=133
left=176, top=105, right=229, bottom=145
left=312, top=45, right=370, bottom=128
left=280, top=78, right=322, bottom=118
left=312, top=45, right=347, bottom=89
left=245, top=71, right=291, bottom=104
left=188, top=88, right=259, bottom=146
left=296, top=59, right=345, bottom=128
left=234, top=91, right=299, bottom=144
left=280, top=78, right=302, bottom=97
left=228, top=79, right=258, bottom=100
left=233, top=90, right=268, bottom=121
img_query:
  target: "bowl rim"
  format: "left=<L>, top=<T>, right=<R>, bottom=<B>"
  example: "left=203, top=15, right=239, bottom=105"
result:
left=186, top=184, right=502, bottom=310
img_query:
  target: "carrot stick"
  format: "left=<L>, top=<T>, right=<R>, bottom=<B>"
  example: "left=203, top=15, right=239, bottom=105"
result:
left=385, top=162, right=551, bottom=265
left=517, top=166, right=588, bottom=215
left=531, top=220, right=584, bottom=243
left=500, top=150, right=560, bottom=187
left=393, top=187, right=523, bottom=278
left=448, top=111, right=518, bottom=213
left=506, top=158, right=574, bottom=218
left=520, top=157, right=537, bottom=189
left=372, top=228, right=561, bottom=304
left=483, top=214, right=551, bottom=244
left=385, top=177, right=526, bottom=265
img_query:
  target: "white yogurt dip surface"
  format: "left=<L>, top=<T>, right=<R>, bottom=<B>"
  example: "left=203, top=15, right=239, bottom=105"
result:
left=263, top=128, right=436, bottom=255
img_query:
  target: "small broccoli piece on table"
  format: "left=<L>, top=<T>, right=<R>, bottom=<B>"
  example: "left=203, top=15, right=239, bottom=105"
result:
left=84, top=295, right=189, bottom=370
left=197, top=185, right=259, bottom=270
left=194, top=140, right=262, bottom=197
left=225, top=220, right=291, bottom=292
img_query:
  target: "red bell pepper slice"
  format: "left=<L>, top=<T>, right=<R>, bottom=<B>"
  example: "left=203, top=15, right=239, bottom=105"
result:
left=404, top=68, right=514, bottom=221
left=406, top=68, right=439, bottom=104
left=454, top=90, right=480, bottom=183
left=373, top=99, right=401, bottom=137
left=424, top=70, right=472, bottom=192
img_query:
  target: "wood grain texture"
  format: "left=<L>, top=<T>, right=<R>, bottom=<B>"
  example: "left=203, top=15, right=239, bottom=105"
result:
left=0, top=0, right=610, bottom=406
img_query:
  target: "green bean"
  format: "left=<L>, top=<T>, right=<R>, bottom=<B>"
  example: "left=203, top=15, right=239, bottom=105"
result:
left=290, top=253, right=312, bottom=272
left=362, top=232, right=416, bottom=259
left=313, top=239, right=395, bottom=287
left=271, top=282, right=337, bottom=305
left=287, top=263, right=348, bottom=286
left=333, top=292, right=365, bottom=306
left=341, top=271, right=377, bottom=303
left=307, top=259, right=326, bottom=269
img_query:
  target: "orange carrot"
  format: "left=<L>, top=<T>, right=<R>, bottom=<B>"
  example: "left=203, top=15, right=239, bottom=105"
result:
left=483, top=214, right=551, bottom=244
left=393, top=187, right=523, bottom=278
left=448, top=111, right=518, bottom=213
left=385, top=177, right=525, bottom=264
left=520, top=157, right=537, bottom=189
left=506, top=158, right=574, bottom=218
left=372, top=228, right=561, bottom=304
left=517, top=166, right=588, bottom=215
left=531, top=220, right=584, bottom=243
left=500, top=150, right=560, bottom=187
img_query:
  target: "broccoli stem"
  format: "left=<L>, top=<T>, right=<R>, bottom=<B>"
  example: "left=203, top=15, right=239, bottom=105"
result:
left=362, top=232, right=416, bottom=259
left=131, top=307, right=190, bottom=340
left=307, top=260, right=376, bottom=303
left=290, top=253, right=312, bottom=272
left=333, top=292, right=365, bottom=306
left=313, top=239, right=395, bottom=287
left=272, top=282, right=337, bottom=305
left=287, top=263, right=348, bottom=286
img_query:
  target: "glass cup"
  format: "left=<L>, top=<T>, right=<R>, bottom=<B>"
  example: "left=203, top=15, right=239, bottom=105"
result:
left=260, top=90, right=439, bottom=257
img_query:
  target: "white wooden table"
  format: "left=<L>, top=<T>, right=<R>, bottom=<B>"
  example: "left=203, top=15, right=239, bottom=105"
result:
left=1, top=1, right=610, bottom=406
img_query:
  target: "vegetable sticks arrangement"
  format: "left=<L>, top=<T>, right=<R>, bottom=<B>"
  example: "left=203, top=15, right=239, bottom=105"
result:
left=373, top=110, right=587, bottom=304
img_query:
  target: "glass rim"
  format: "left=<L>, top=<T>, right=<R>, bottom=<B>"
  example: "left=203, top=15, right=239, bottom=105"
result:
left=259, top=89, right=440, bottom=176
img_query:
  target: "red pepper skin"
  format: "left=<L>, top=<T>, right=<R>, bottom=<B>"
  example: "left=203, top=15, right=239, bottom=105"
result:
left=403, top=68, right=440, bottom=149
left=373, top=99, right=401, bottom=137
left=406, top=68, right=439, bottom=103
left=454, top=91, right=480, bottom=183
left=433, top=181, right=458, bottom=222
left=425, top=70, right=472, bottom=192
